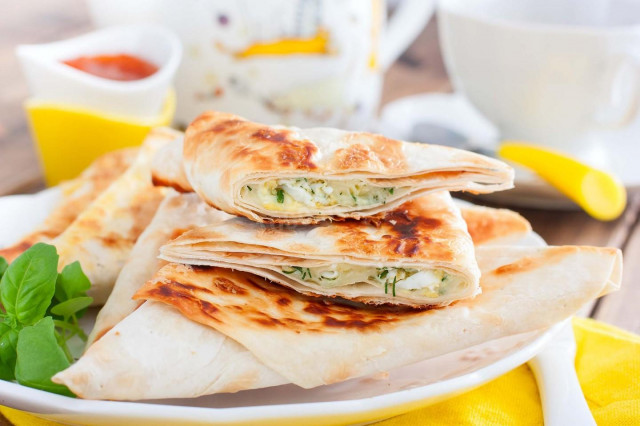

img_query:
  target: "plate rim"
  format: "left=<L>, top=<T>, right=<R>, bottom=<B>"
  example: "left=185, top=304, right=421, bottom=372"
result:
left=0, top=190, right=561, bottom=425
left=0, top=323, right=562, bottom=425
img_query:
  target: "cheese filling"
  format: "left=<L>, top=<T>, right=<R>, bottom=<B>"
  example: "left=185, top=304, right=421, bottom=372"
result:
left=240, top=178, right=409, bottom=212
left=280, top=264, right=464, bottom=298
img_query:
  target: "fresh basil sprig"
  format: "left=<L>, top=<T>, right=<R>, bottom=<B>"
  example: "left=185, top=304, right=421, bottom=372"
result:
left=0, top=257, right=7, bottom=280
left=0, top=322, right=18, bottom=380
left=1, top=243, right=58, bottom=326
left=0, top=243, right=93, bottom=396
left=15, top=317, right=74, bottom=397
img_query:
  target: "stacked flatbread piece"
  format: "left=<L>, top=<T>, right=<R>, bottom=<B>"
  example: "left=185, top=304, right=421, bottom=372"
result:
left=0, top=147, right=137, bottom=263
left=48, top=112, right=622, bottom=400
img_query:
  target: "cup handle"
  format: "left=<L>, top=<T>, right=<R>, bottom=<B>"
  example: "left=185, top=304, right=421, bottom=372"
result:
left=594, top=53, right=640, bottom=129
left=379, top=0, right=437, bottom=70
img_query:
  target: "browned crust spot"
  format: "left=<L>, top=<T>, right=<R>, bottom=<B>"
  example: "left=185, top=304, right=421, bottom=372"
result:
left=206, top=119, right=246, bottom=134
left=151, top=174, right=192, bottom=193
left=0, top=240, right=36, bottom=263
left=92, top=326, right=114, bottom=343
left=461, top=207, right=531, bottom=245
left=136, top=265, right=435, bottom=335
left=331, top=133, right=409, bottom=172
left=491, top=246, right=577, bottom=276
left=327, top=199, right=451, bottom=260
left=168, top=228, right=191, bottom=241
left=250, top=129, right=318, bottom=170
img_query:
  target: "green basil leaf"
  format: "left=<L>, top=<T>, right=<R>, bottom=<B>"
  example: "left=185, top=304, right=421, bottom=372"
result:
left=50, top=297, right=93, bottom=318
left=0, top=243, right=58, bottom=326
left=0, top=257, right=7, bottom=281
left=0, top=322, right=18, bottom=381
left=15, top=317, right=74, bottom=397
left=54, top=261, right=91, bottom=303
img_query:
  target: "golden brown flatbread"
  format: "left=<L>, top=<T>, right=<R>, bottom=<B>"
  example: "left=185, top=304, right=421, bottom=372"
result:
left=151, top=111, right=513, bottom=224
left=136, top=245, right=620, bottom=389
left=87, top=191, right=231, bottom=345
left=51, top=243, right=620, bottom=400
left=88, top=200, right=529, bottom=345
left=159, top=192, right=480, bottom=307
left=0, top=148, right=136, bottom=262
left=53, top=128, right=181, bottom=305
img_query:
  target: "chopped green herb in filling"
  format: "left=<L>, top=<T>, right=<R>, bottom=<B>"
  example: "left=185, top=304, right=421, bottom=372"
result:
left=377, top=267, right=416, bottom=295
left=241, top=178, right=409, bottom=212
left=279, top=264, right=462, bottom=297
left=281, top=266, right=312, bottom=280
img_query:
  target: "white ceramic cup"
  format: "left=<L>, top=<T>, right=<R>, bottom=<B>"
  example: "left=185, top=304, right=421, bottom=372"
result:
left=88, top=0, right=435, bottom=130
left=438, top=0, right=640, bottom=167
left=17, top=25, right=181, bottom=118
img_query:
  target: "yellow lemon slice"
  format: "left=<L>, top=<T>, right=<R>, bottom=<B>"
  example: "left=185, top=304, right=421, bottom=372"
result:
left=498, top=142, right=627, bottom=221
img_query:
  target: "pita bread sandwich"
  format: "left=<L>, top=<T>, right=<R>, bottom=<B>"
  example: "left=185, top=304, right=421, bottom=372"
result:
left=151, top=111, right=514, bottom=224
left=53, top=128, right=181, bottom=305
left=159, top=191, right=479, bottom=307
left=87, top=191, right=231, bottom=345
left=87, top=200, right=526, bottom=347
left=53, top=244, right=621, bottom=399
left=0, top=148, right=136, bottom=262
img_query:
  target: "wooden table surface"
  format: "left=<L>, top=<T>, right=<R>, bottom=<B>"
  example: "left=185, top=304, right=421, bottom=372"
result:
left=1, top=1, right=638, bottom=329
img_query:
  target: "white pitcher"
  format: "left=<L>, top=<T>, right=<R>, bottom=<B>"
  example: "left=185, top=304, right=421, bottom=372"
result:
left=88, top=0, right=435, bottom=129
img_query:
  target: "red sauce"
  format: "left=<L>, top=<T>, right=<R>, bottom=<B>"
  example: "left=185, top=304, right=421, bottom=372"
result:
left=62, top=54, right=158, bottom=81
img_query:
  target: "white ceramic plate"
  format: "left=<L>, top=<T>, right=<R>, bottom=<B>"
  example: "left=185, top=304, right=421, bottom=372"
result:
left=0, top=189, right=560, bottom=426
left=379, top=93, right=640, bottom=210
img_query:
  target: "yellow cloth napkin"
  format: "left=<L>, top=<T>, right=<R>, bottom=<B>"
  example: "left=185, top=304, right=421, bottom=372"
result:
left=2, top=317, right=638, bottom=426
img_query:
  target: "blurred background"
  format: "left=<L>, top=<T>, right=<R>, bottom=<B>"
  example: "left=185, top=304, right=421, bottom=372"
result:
left=0, top=0, right=445, bottom=194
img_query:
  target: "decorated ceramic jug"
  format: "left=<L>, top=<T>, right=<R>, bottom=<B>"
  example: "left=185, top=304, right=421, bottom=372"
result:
left=88, top=0, right=435, bottom=129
